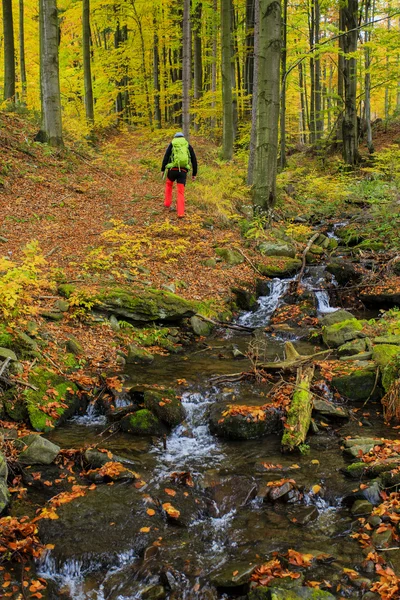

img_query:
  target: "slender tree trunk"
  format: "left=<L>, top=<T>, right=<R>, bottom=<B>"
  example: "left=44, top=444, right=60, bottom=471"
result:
left=253, top=0, right=281, bottom=210
left=19, top=0, right=27, bottom=103
left=211, top=0, right=218, bottom=130
left=298, top=57, right=307, bottom=144
left=114, top=23, right=123, bottom=117
left=37, top=0, right=63, bottom=146
left=279, top=0, right=287, bottom=169
left=245, top=0, right=255, bottom=100
left=308, top=0, right=315, bottom=143
left=364, top=0, right=374, bottom=152
left=130, top=2, right=152, bottom=127
left=341, top=0, right=361, bottom=165
left=83, top=0, right=94, bottom=124
left=221, top=0, right=234, bottom=159
left=182, top=0, right=191, bottom=138
left=231, top=1, right=238, bottom=137
left=2, top=0, right=15, bottom=103
left=384, top=8, right=391, bottom=127
left=314, top=0, right=323, bottom=139
left=247, top=0, right=259, bottom=184
left=193, top=2, right=203, bottom=132
left=153, top=20, right=162, bottom=128
left=337, top=10, right=345, bottom=142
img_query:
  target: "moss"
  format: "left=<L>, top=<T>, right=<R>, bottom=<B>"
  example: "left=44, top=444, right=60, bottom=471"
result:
left=215, top=248, right=244, bottom=265
left=372, top=344, right=400, bottom=369
left=0, top=324, right=13, bottom=348
left=3, top=390, right=29, bottom=421
left=282, top=380, right=312, bottom=451
left=58, top=283, right=76, bottom=298
left=332, top=369, right=380, bottom=401
left=322, top=319, right=364, bottom=347
left=144, top=389, right=185, bottom=427
left=382, top=354, right=400, bottom=393
left=120, top=409, right=163, bottom=435
left=342, top=462, right=366, bottom=479
left=257, top=257, right=302, bottom=278
left=62, top=353, right=80, bottom=370
left=24, top=367, right=79, bottom=432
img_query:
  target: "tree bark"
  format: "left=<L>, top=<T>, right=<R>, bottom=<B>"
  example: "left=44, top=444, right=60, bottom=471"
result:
left=281, top=366, right=314, bottom=452
left=83, top=0, right=95, bottom=125
left=2, top=0, right=16, bottom=103
left=211, top=0, right=218, bottom=130
left=37, top=0, right=63, bottom=147
left=153, top=20, right=162, bottom=129
left=182, top=0, right=191, bottom=139
left=245, top=0, right=255, bottom=99
left=19, top=0, right=27, bottom=103
left=221, top=0, right=234, bottom=159
left=279, top=0, right=287, bottom=169
left=252, top=0, right=281, bottom=211
left=341, top=0, right=361, bottom=166
left=314, top=0, right=323, bottom=139
left=364, top=0, right=374, bottom=153
left=193, top=2, right=203, bottom=132
left=247, top=0, right=260, bottom=184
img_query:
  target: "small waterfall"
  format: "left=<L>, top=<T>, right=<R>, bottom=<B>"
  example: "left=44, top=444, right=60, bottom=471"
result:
left=239, top=278, right=291, bottom=327
left=314, top=290, right=339, bottom=314
left=70, top=403, right=107, bottom=426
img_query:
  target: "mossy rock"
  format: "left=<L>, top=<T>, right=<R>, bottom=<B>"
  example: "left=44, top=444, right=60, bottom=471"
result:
left=326, top=260, right=362, bottom=285
left=215, top=248, right=244, bottom=266
left=382, top=354, right=400, bottom=393
left=372, top=344, right=400, bottom=369
left=190, top=315, right=214, bottom=336
left=143, top=389, right=185, bottom=427
left=58, top=283, right=76, bottom=298
left=3, top=391, right=29, bottom=421
left=337, top=338, right=367, bottom=356
left=0, top=479, right=10, bottom=515
left=0, top=324, right=13, bottom=349
left=322, top=318, right=364, bottom=347
left=332, top=368, right=380, bottom=401
left=126, top=344, right=154, bottom=365
left=98, top=287, right=195, bottom=323
left=65, top=336, right=84, bottom=356
left=0, top=347, right=18, bottom=361
left=209, top=403, right=281, bottom=440
left=120, top=409, right=163, bottom=435
left=25, top=367, right=80, bottom=432
left=319, top=309, right=355, bottom=327
left=249, top=587, right=336, bottom=600
left=257, top=241, right=296, bottom=259
left=257, top=257, right=302, bottom=278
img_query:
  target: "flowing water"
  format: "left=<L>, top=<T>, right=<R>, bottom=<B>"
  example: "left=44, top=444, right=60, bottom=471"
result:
left=34, top=257, right=385, bottom=599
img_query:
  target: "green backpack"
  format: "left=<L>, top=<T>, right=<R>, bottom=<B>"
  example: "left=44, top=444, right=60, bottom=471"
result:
left=168, top=137, right=191, bottom=171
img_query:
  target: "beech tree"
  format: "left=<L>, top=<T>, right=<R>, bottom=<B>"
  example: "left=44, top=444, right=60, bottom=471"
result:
left=182, top=0, right=191, bottom=138
left=221, top=0, right=234, bottom=160
left=252, top=0, right=281, bottom=210
left=2, top=0, right=15, bottom=103
left=83, top=0, right=94, bottom=124
left=341, top=0, right=361, bottom=165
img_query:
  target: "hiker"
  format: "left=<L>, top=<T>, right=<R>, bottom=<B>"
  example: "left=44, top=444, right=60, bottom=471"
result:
left=161, top=132, right=198, bottom=218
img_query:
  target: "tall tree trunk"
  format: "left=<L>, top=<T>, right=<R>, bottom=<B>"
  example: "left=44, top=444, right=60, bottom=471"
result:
left=37, top=0, right=63, bottom=146
left=298, top=56, right=307, bottom=144
left=114, top=23, right=123, bottom=117
left=337, top=10, right=345, bottom=142
left=364, top=0, right=374, bottom=152
left=279, top=0, right=287, bottom=169
left=247, top=0, right=259, bottom=184
left=314, top=0, right=323, bottom=139
left=341, top=0, right=361, bottom=165
left=153, top=20, right=162, bottom=129
left=2, top=0, right=15, bottom=103
left=231, top=2, right=238, bottom=136
left=252, top=0, right=281, bottom=210
left=221, top=0, right=234, bottom=159
left=83, top=0, right=94, bottom=124
left=193, top=2, right=203, bottom=132
left=245, top=0, right=255, bottom=99
left=211, top=0, right=218, bottom=130
left=384, top=7, right=391, bottom=128
left=308, top=0, right=316, bottom=143
left=182, top=0, right=191, bottom=138
left=19, top=0, right=27, bottom=103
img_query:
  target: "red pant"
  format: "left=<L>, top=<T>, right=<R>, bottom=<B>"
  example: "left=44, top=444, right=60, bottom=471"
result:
left=164, top=174, right=186, bottom=217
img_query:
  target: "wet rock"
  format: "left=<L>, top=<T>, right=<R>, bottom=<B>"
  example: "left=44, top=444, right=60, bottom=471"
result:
left=372, top=527, right=393, bottom=549
left=343, top=481, right=381, bottom=507
left=256, top=279, right=270, bottom=297
left=331, top=368, right=379, bottom=401
left=319, top=309, right=355, bottom=327
left=215, top=248, right=244, bottom=266
left=190, top=316, right=213, bottom=336
left=209, top=402, right=281, bottom=440
left=326, top=260, right=362, bottom=286
left=98, top=287, right=196, bottom=323
left=372, top=344, right=400, bottom=369
left=120, top=409, right=164, bottom=435
left=205, top=475, right=257, bottom=515
left=86, top=462, right=137, bottom=483
left=0, top=452, right=7, bottom=479
left=382, top=354, right=400, bottom=393
left=289, top=505, right=318, bottom=525
left=257, top=257, right=302, bottom=278
left=249, top=587, right=336, bottom=599
left=337, top=338, right=367, bottom=356
left=258, top=241, right=296, bottom=259
left=312, top=399, right=349, bottom=419
left=126, top=344, right=154, bottom=365
left=342, top=437, right=384, bottom=457
left=351, top=499, right=373, bottom=516
left=268, top=481, right=297, bottom=502
left=18, top=434, right=60, bottom=465
left=360, top=289, right=400, bottom=309
left=322, top=318, right=364, bottom=347
left=140, top=585, right=166, bottom=600
left=143, top=389, right=185, bottom=427
left=232, top=287, right=258, bottom=311
left=210, top=561, right=255, bottom=591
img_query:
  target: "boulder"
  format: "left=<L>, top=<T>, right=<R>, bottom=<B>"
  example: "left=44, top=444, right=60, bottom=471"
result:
left=18, top=435, right=60, bottom=465
left=0, top=348, right=17, bottom=361
left=0, top=452, right=7, bottom=479
left=258, top=241, right=296, bottom=259
left=65, top=336, right=84, bottom=356
left=319, top=309, right=355, bottom=327
left=209, top=403, right=281, bottom=440
left=143, top=389, right=185, bottom=427
left=351, top=499, right=373, bottom=515
left=210, top=561, right=255, bottom=591
left=257, top=257, right=302, bottom=278
left=373, top=335, right=400, bottom=345
left=232, top=287, right=258, bottom=311
left=322, top=318, right=364, bottom=347
left=249, top=586, right=336, bottom=599
left=360, top=288, right=400, bottom=309
left=312, top=398, right=349, bottom=419
left=372, top=344, right=400, bottom=369
left=205, top=475, right=257, bottom=516
left=120, top=409, right=164, bottom=435
left=215, top=248, right=244, bottom=266
left=0, top=479, right=10, bottom=514
left=337, top=338, right=367, bottom=356
left=126, top=344, right=154, bottom=365
left=332, top=368, right=379, bottom=401
left=98, top=288, right=196, bottom=323
left=190, top=315, right=214, bottom=336
left=326, top=260, right=362, bottom=285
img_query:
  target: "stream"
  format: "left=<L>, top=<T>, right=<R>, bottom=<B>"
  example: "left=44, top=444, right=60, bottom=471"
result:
left=33, top=258, right=389, bottom=599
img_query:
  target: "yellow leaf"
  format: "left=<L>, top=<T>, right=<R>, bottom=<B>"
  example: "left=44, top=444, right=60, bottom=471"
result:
left=140, top=527, right=151, bottom=533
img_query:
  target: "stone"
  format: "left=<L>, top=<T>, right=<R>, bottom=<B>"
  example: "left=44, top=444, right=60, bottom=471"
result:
left=65, top=336, right=84, bottom=356
left=337, top=338, right=367, bottom=356
left=322, top=318, right=364, bottom=347
left=16, top=331, right=38, bottom=351
left=40, top=310, right=63, bottom=321
left=205, top=475, right=258, bottom=515
left=143, top=389, right=185, bottom=427
left=258, top=241, right=296, bottom=258
left=210, top=561, right=255, bottom=590
left=290, top=505, right=318, bottom=525
left=319, top=309, right=355, bottom=327
left=351, top=499, right=373, bottom=515
left=215, top=248, right=244, bottom=266
left=372, top=527, right=393, bottom=549
left=209, top=403, right=281, bottom=440
left=120, top=409, right=164, bottom=435
left=18, top=435, right=60, bottom=465
left=126, top=344, right=154, bottom=365
left=202, top=258, right=217, bottom=268
left=0, top=479, right=10, bottom=514
left=190, top=315, right=213, bottom=336
left=55, top=299, right=70, bottom=312
left=140, top=585, right=166, bottom=600
left=361, top=289, right=400, bottom=309
left=269, top=481, right=295, bottom=502
left=0, top=452, right=8, bottom=479
left=332, top=369, right=378, bottom=401
left=232, top=287, right=258, bottom=311
left=249, top=587, right=336, bottom=599
left=340, top=352, right=373, bottom=362
left=0, top=348, right=17, bottom=361
left=372, top=344, right=400, bottom=369
left=312, top=398, right=349, bottom=419
left=98, top=287, right=196, bottom=323
left=257, top=257, right=302, bottom=278
left=382, top=355, right=400, bottom=393
left=326, top=260, right=362, bottom=285
left=373, top=335, right=400, bottom=345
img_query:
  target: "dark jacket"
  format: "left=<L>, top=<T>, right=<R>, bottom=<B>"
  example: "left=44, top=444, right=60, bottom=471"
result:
left=161, top=142, right=198, bottom=177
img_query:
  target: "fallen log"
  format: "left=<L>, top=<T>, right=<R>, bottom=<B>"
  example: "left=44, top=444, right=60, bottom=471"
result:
left=259, top=341, right=330, bottom=372
left=194, top=313, right=255, bottom=333
left=289, top=232, right=320, bottom=294
left=281, top=365, right=315, bottom=452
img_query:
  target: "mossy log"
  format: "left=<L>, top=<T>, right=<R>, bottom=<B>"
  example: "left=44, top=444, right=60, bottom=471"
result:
left=259, top=342, right=330, bottom=372
left=281, top=365, right=314, bottom=452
